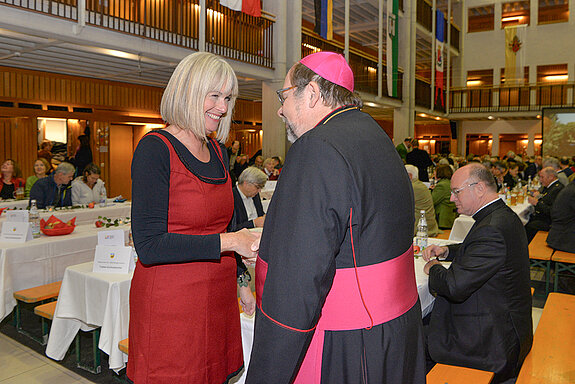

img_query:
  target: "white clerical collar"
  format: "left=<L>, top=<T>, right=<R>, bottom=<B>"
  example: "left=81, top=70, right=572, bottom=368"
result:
left=548, top=179, right=559, bottom=188
left=472, top=197, right=501, bottom=216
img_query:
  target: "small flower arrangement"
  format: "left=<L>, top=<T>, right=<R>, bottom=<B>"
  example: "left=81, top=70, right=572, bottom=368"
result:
left=95, top=216, right=131, bottom=228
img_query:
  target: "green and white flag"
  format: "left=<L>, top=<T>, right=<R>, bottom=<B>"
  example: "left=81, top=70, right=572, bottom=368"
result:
left=387, top=0, right=398, bottom=98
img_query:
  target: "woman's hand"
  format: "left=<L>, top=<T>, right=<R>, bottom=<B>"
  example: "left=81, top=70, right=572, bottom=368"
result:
left=239, top=286, right=256, bottom=316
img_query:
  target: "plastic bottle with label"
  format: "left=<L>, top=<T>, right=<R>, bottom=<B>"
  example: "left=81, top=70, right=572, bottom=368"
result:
left=416, top=210, right=428, bottom=250
left=29, top=199, right=41, bottom=238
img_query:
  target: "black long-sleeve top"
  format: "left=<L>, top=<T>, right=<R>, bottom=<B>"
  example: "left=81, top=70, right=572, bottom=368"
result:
left=131, top=131, right=247, bottom=276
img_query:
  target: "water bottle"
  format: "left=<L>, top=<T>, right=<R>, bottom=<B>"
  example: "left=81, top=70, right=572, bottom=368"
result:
left=416, top=210, right=428, bottom=250
left=29, top=199, right=41, bottom=238
left=99, top=190, right=106, bottom=207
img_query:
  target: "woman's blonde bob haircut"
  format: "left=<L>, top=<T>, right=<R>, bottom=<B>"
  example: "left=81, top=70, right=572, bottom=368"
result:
left=160, top=52, right=238, bottom=143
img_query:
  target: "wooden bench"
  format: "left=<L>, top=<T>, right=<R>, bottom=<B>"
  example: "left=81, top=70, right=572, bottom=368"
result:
left=551, top=249, right=575, bottom=293
left=34, top=301, right=58, bottom=344
left=426, top=363, right=494, bottom=384
left=516, top=293, right=575, bottom=383
left=528, top=231, right=554, bottom=296
left=13, top=281, right=62, bottom=344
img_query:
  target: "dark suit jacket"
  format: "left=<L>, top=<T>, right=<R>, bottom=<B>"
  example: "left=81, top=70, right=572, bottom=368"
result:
left=228, top=186, right=264, bottom=231
left=406, top=148, right=433, bottom=182
left=547, top=179, right=575, bottom=253
left=428, top=199, right=533, bottom=383
left=528, top=180, right=564, bottom=229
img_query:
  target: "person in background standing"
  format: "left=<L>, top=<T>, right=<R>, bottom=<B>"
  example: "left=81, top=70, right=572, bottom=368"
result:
left=37, top=140, right=54, bottom=173
left=25, top=158, right=51, bottom=197
left=128, top=52, right=259, bottom=384
left=396, top=136, right=413, bottom=163
left=228, top=140, right=240, bottom=171
left=407, top=139, right=434, bottom=182
left=70, top=134, right=93, bottom=177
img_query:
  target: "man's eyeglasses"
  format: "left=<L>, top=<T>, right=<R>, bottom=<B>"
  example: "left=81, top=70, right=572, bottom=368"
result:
left=450, top=182, right=478, bottom=196
left=276, top=85, right=297, bottom=105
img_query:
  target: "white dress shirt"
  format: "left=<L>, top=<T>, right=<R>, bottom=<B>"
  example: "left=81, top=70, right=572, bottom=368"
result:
left=238, top=186, right=258, bottom=221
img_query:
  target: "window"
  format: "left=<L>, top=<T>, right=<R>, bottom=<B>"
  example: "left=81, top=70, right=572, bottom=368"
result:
left=539, top=0, right=569, bottom=24
left=468, top=5, right=494, bottom=32
left=501, top=1, right=530, bottom=27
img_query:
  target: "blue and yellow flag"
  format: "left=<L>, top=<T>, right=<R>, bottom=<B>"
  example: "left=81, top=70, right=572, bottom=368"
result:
left=314, top=0, right=333, bottom=40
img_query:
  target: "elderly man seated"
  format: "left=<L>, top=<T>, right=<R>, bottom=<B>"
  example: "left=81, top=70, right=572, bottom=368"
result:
left=423, top=163, right=533, bottom=384
left=29, top=161, right=75, bottom=209
left=229, top=166, right=268, bottom=231
left=405, top=164, right=439, bottom=237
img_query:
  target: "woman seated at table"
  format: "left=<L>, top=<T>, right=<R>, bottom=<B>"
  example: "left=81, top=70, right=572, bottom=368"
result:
left=128, top=52, right=258, bottom=384
left=71, top=163, right=106, bottom=205
left=1, top=159, right=25, bottom=200
left=25, top=158, right=51, bottom=197
left=432, top=164, right=457, bottom=229
left=229, top=166, right=268, bottom=230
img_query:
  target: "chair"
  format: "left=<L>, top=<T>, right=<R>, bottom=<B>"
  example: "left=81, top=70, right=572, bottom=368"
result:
left=13, top=281, right=61, bottom=344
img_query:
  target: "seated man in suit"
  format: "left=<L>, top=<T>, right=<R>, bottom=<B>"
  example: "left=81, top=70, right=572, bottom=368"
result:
left=405, top=164, right=439, bottom=237
left=525, top=166, right=564, bottom=243
left=229, top=166, right=268, bottom=231
left=547, top=178, right=575, bottom=253
left=423, top=163, right=533, bottom=384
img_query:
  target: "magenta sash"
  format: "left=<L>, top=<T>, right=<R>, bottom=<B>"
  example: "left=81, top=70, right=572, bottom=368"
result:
left=256, top=247, right=418, bottom=383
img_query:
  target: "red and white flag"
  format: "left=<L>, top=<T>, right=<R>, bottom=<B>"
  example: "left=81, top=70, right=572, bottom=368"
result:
left=220, top=0, right=261, bottom=17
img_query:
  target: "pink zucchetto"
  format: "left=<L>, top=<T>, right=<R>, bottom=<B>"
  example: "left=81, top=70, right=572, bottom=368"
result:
left=299, top=51, right=355, bottom=92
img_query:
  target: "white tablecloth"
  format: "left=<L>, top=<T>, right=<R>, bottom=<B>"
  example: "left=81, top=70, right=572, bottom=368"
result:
left=449, top=201, right=532, bottom=242
left=0, top=199, right=29, bottom=210
left=1, top=200, right=131, bottom=226
left=44, top=245, right=446, bottom=376
left=46, top=262, right=132, bottom=373
left=0, top=223, right=130, bottom=322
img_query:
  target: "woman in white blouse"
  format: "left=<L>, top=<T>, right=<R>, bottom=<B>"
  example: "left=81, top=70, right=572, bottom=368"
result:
left=71, top=163, right=106, bottom=205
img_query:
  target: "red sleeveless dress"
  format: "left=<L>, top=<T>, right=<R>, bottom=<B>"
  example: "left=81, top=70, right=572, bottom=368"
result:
left=128, top=133, right=243, bottom=383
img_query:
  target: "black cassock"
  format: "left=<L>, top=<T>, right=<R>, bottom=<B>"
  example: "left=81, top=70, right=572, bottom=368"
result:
left=246, top=106, right=426, bottom=384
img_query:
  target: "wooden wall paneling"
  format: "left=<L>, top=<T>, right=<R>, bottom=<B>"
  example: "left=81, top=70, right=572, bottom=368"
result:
left=109, top=124, right=133, bottom=200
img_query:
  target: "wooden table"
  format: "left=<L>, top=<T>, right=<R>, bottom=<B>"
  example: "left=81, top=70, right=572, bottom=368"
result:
left=516, top=293, right=575, bottom=383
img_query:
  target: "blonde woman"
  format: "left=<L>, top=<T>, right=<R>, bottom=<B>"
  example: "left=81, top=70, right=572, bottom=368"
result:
left=128, top=52, right=258, bottom=383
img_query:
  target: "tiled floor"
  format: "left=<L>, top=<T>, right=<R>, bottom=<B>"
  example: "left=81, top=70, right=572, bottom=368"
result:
left=0, top=333, right=94, bottom=384
left=0, top=307, right=544, bottom=383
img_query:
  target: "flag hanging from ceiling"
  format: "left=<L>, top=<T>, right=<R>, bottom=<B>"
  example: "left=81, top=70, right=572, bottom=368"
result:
left=220, top=0, right=261, bottom=17
left=386, top=0, right=398, bottom=98
left=435, top=10, right=445, bottom=107
left=504, top=25, right=526, bottom=86
left=314, top=0, right=333, bottom=40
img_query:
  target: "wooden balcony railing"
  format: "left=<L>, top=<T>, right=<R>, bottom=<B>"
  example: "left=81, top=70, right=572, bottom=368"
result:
left=449, top=83, right=575, bottom=113
left=0, top=0, right=274, bottom=68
